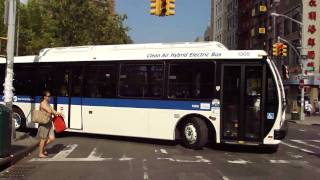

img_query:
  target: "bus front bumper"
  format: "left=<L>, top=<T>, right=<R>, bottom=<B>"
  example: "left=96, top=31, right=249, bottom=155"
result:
left=274, top=121, right=288, bottom=140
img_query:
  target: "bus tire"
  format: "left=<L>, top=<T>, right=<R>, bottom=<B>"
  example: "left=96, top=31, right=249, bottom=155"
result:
left=180, top=117, right=208, bottom=149
left=13, top=107, right=26, bottom=131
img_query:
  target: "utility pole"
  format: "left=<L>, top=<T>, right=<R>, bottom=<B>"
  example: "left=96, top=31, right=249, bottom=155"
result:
left=3, top=0, right=17, bottom=141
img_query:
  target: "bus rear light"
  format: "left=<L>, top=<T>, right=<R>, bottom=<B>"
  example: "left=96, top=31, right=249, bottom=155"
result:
left=268, top=136, right=273, bottom=139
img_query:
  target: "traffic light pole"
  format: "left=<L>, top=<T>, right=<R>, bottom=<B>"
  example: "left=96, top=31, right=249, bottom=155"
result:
left=271, top=12, right=305, bottom=121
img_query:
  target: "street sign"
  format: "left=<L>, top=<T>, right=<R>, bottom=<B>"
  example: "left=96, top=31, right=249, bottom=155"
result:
left=300, top=55, right=308, bottom=59
left=297, top=75, right=310, bottom=80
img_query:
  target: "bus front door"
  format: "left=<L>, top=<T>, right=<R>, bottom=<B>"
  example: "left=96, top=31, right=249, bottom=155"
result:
left=221, top=64, right=264, bottom=143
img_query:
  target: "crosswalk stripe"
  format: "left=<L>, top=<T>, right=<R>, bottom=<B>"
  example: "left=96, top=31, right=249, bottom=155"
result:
left=53, top=144, right=78, bottom=159
left=281, top=142, right=316, bottom=154
left=291, top=140, right=320, bottom=149
left=270, top=160, right=290, bottom=163
left=310, top=140, right=320, bottom=143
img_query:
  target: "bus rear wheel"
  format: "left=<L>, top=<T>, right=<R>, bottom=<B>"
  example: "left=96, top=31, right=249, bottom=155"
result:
left=180, top=117, right=208, bottom=149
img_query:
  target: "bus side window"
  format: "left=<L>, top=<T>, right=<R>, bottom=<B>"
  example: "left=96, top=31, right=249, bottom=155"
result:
left=168, top=61, right=214, bottom=100
left=119, top=64, right=164, bottom=98
left=84, top=65, right=116, bottom=98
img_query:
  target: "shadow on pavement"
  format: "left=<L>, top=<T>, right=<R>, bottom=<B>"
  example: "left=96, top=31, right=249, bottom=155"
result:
left=46, top=144, right=67, bottom=155
left=206, top=142, right=278, bottom=154
left=55, top=131, right=178, bottom=147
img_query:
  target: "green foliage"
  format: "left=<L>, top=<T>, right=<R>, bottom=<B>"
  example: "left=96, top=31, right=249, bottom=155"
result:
left=0, top=0, right=132, bottom=55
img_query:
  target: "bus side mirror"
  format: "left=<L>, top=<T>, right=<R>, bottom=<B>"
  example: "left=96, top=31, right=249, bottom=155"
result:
left=282, top=65, right=289, bottom=80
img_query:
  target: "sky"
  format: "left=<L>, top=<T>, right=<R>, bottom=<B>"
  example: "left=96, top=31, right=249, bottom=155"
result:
left=21, top=0, right=211, bottom=44
left=116, top=0, right=211, bottom=43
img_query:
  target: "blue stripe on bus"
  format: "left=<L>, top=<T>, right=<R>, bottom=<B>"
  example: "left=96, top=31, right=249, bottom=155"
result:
left=0, top=95, right=212, bottom=111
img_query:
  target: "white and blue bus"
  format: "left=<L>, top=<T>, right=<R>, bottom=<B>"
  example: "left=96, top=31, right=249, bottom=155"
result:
left=0, top=41, right=287, bottom=149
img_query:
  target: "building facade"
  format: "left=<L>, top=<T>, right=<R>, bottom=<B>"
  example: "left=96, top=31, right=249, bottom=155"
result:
left=211, top=0, right=228, bottom=48
left=209, top=0, right=320, bottom=113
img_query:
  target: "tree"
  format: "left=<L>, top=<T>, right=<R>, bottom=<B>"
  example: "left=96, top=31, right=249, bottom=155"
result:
left=16, top=0, right=131, bottom=55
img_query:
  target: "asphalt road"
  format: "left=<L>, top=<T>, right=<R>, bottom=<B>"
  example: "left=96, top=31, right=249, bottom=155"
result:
left=1, top=123, right=320, bottom=180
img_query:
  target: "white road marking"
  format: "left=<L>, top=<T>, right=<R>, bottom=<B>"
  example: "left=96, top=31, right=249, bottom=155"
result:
left=142, top=159, right=149, bottom=180
left=87, top=148, right=103, bottom=159
left=270, top=160, right=290, bottom=164
left=160, top=149, right=168, bottom=154
left=53, top=144, right=78, bottom=159
left=30, top=144, right=111, bottom=162
left=289, top=154, right=303, bottom=159
left=222, top=176, right=230, bottom=180
left=119, top=155, right=134, bottom=161
left=30, top=157, right=112, bottom=162
left=310, top=140, right=320, bottom=143
left=157, top=156, right=211, bottom=163
left=291, top=140, right=320, bottom=149
left=227, top=159, right=251, bottom=164
left=281, top=142, right=316, bottom=154
left=299, top=129, right=306, bottom=132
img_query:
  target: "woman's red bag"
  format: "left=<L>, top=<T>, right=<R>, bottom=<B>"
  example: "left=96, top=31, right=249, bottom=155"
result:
left=53, top=115, right=66, bottom=133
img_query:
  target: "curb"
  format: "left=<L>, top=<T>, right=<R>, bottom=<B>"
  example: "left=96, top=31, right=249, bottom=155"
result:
left=0, top=141, right=38, bottom=171
left=287, top=120, right=320, bottom=126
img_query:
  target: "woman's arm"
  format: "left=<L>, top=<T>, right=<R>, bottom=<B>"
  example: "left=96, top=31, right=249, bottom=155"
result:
left=40, top=101, right=56, bottom=115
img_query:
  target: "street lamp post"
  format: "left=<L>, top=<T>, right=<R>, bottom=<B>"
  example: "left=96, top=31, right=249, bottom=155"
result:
left=270, top=12, right=305, bottom=121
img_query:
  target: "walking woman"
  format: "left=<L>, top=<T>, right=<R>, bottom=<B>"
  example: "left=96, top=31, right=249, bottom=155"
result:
left=37, top=90, right=61, bottom=158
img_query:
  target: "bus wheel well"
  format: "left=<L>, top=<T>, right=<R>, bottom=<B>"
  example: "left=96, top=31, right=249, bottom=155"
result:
left=175, top=114, right=216, bottom=143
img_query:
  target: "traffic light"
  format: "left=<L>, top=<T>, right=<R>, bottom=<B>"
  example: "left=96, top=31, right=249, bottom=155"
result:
left=150, top=0, right=160, bottom=16
left=165, top=0, right=175, bottom=16
left=160, top=0, right=167, bottom=16
left=272, top=43, right=279, bottom=56
left=278, top=43, right=284, bottom=56
left=281, top=44, right=287, bottom=56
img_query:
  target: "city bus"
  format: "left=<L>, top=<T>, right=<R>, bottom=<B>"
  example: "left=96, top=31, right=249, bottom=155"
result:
left=0, top=41, right=287, bottom=149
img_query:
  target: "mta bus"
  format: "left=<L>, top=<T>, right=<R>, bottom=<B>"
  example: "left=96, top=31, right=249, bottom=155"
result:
left=0, top=41, right=287, bottom=149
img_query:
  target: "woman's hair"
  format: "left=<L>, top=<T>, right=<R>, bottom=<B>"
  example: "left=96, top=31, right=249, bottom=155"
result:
left=40, top=90, right=50, bottom=101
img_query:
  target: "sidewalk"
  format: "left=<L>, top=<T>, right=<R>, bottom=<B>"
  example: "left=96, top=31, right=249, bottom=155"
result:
left=286, top=113, right=320, bottom=126
left=0, top=131, right=38, bottom=171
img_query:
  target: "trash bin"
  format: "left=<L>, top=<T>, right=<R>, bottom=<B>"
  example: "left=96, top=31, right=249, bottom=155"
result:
left=291, top=111, right=300, bottom=120
left=0, top=104, right=10, bottom=157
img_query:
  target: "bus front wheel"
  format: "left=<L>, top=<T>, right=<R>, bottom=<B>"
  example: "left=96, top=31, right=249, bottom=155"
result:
left=180, top=117, right=208, bottom=149
left=13, top=107, right=26, bottom=131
